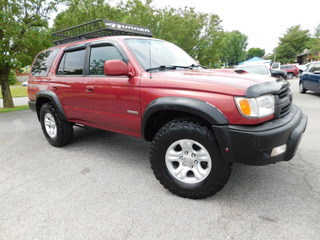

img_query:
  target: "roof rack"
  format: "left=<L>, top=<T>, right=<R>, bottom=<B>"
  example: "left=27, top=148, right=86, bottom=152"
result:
left=51, top=19, right=153, bottom=45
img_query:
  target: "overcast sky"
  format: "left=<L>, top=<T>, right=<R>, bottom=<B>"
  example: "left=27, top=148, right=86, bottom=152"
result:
left=148, top=0, right=320, bottom=54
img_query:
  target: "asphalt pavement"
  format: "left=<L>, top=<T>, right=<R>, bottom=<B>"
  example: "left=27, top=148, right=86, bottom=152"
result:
left=0, top=78, right=319, bottom=240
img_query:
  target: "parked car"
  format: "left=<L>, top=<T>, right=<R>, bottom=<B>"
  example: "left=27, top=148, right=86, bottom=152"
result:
left=280, top=65, right=300, bottom=79
left=236, top=63, right=287, bottom=79
left=299, top=61, right=320, bottom=94
left=28, top=20, right=307, bottom=199
left=271, top=62, right=298, bottom=79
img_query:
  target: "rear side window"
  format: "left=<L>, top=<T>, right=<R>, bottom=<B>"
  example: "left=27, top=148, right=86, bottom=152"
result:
left=31, top=48, right=60, bottom=76
left=57, top=49, right=85, bottom=76
left=89, top=45, right=124, bottom=75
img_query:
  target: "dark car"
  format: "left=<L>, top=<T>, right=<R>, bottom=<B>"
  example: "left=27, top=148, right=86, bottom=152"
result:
left=270, top=69, right=287, bottom=80
left=281, top=65, right=300, bottom=79
left=299, top=61, right=320, bottom=94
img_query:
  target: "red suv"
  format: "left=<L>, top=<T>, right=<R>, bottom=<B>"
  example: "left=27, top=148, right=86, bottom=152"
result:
left=280, top=65, right=300, bottom=79
left=28, top=20, right=307, bottom=199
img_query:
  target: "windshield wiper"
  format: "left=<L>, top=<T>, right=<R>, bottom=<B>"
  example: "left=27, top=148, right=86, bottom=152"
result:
left=146, top=65, right=177, bottom=72
left=146, top=64, right=207, bottom=72
left=172, top=64, right=207, bottom=69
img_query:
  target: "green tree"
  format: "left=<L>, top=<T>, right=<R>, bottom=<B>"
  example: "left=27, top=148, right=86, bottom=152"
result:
left=0, top=0, right=60, bottom=108
left=276, top=25, right=310, bottom=63
left=310, top=24, right=320, bottom=60
left=53, top=0, right=225, bottom=67
left=247, top=48, right=265, bottom=59
left=221, top=30, right=248, bottom=66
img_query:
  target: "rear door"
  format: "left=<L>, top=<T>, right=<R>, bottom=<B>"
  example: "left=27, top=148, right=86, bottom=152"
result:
left=53, top=45, right=86, bottom=120
left=83, top=42, right=141, bottom=136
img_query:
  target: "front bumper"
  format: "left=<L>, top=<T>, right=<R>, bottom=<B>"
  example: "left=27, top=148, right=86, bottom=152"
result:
left=212, top=104, right=307, bottom=166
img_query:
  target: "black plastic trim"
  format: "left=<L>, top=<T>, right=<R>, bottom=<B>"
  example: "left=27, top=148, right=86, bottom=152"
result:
left=28, top=101, right=36, bottom=112
left=226, top=104, right=307, bottom=165
left=36, top=90, right=68, bottom=122
left=141, top=97, right=228, bottom=140
left=245, top=78, right=289, bottom=98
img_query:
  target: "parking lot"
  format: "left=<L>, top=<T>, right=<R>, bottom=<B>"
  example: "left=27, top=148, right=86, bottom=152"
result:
left=0, top=78, right=319, bottom=240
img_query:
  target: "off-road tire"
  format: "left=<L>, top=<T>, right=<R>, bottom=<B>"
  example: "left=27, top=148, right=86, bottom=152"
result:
left=40, top=103, right=73, bottom=147
left=149, top=120, right=232, bottom=199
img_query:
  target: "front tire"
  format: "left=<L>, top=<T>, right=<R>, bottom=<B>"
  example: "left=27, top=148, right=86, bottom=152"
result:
left=299, top=82, right=307, bottom=94
left=150, top=120, right=232, bottom=199
left=40, top=103, right=73, bottom=147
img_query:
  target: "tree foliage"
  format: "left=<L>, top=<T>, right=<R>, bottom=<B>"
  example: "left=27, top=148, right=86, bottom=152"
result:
left=276, top=25, right=310, bottom=63
left=0, top=0, right=60, bottom=108
left=53, top=0, right=225, bottom=67
left=247, top=48, right=265, bottom=59
left=221, top=31, right=248, bottom=66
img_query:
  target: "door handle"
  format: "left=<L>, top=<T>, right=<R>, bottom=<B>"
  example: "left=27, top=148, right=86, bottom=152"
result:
left=86, top=86, right=94, bottom=93
left=52, top=86, right=58, bottom=90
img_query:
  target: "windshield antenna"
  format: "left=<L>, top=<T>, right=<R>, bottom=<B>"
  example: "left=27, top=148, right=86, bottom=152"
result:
left=149, top=37, right=152, bottom=79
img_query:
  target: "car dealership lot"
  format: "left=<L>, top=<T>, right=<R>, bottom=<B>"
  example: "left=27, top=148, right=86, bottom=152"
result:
left=0, top=78, right=319, bottom=240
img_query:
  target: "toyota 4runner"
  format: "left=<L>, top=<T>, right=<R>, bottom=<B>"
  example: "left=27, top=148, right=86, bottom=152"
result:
left=28, top=20, right=308, bottom=199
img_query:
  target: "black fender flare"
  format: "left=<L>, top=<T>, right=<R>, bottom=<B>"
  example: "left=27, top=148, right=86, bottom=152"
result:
left=141, top=97, right=228, bottom=140
left=35, top=90, right=68, bottom=121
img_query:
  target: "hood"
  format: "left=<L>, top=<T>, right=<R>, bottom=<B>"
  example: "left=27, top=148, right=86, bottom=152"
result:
left=143, top=69, right=277, bottom=96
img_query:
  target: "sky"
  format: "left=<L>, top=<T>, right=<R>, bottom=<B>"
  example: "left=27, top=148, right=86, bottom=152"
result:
left=148, top=0, right=320, bottom=54
left=53, top=0, right=320, bottom=54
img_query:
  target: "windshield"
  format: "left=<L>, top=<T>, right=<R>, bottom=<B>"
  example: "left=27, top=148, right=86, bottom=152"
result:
left=236, top=65, right=269, bottom=75
left=125, top=38, right=197, bottom=71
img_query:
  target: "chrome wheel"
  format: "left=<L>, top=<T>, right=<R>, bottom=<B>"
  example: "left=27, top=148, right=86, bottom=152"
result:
left=44, top=112, right=57, bottom=138
left=165, top=139, right=212, bottom=184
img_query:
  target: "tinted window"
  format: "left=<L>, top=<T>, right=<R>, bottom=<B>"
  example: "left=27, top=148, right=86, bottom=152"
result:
left=89, top=45, right=124, bottom=75
left=31, top=48, right=60, bottom=76
left=57, top=50, right=85, bottom=75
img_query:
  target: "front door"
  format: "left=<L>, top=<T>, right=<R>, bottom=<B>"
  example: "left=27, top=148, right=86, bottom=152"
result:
left=83, top=44, right=141, bottom=136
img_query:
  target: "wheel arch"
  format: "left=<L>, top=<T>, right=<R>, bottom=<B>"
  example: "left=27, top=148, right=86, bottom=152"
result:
left=141, top=97, right=228, bottom=141
left=35, top=90, right=68, bottom=122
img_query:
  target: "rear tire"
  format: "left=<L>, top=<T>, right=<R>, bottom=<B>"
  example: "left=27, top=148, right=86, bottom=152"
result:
left=149, top=120, right=232, bottom=199
left=287, top=72, right=294, bottom=79
left=40, top=103, right=73, bottom=147
left=299, top=82, right=307, bottom=94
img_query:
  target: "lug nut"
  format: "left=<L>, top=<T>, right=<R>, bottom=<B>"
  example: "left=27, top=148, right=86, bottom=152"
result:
left=182, top=163, right=186, bottom=166
left=194, top=160, right=198, bottom=164
left=184, top=151, right=188, bottom=155
left=191, top=153, right=196, bottom=157
left=180, top=156, right=183, bottom=159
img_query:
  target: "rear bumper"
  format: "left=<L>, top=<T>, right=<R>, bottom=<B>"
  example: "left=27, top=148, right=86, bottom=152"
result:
left=213, top=104, right=307, bottom=166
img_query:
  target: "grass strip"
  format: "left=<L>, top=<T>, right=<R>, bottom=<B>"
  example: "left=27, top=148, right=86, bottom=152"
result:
left=0, top=105, right=30, bottom=113
left=0, top=86, right=28, bottom=99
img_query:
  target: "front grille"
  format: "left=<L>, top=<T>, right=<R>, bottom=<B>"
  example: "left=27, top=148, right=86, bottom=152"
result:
left=274, top=86, right=292, bottom=118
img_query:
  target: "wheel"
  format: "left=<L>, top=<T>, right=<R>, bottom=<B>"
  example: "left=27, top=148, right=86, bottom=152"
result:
left=299, top=82, right=307, bottom=94
left=39, top=103, right=73, bottom=147
left=287, top=73, right=294, bottom=79
left=149, top=120, right=232, bottom=199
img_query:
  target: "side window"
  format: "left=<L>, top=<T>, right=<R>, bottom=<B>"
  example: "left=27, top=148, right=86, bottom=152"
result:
left=306, top=64, right=314, bottom=72
left=89, top=45, right=124, bottom=75
left=57, top=49, right=85, bottom=76
left=311, top=63, right=320, bottom=72
left=31, top=48, right=60, bottom=76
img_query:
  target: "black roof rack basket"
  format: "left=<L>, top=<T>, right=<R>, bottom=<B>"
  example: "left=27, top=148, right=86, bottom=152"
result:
left=52, top=19, right=152, bottom=45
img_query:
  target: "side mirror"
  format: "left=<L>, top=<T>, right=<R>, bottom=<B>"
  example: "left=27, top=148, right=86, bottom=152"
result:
left=104, top=60, right=133, bottom=77
left=314, top=70, right=320, bottom=75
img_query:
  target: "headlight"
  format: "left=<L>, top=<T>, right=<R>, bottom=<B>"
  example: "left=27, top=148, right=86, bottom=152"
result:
left=235, top=95, right=275, bottom=118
